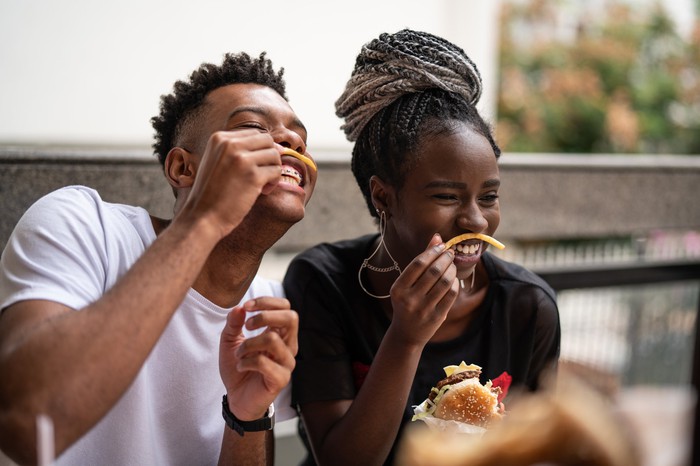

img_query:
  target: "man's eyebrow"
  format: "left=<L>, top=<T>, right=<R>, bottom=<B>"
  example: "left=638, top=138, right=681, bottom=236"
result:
left=227, top=106, right=307, bottom=132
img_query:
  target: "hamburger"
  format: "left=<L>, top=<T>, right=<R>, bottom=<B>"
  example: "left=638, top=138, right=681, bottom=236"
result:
left=413, top=362, right=508, bottom=429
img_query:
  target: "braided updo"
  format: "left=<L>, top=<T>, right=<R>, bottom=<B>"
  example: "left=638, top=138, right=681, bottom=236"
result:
left=335, top=29, right=501, bottom=218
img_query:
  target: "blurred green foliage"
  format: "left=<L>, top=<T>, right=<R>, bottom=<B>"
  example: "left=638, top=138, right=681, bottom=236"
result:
left=497, top=0, right=700, bottom=154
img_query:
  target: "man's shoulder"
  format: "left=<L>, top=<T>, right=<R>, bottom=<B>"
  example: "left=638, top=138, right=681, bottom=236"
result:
left=26, top=185, right=151, bottom=238
left=33, top=185, right=140, bottom=217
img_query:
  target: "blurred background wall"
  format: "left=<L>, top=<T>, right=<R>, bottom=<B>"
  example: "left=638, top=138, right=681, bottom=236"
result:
left=1, top=0, right=698, bottom=155
left=0, top=0, right=501, bottom=154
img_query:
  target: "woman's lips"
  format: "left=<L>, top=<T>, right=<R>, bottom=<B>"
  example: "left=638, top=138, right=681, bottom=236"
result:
left=450, top=241, right=483, bottom=267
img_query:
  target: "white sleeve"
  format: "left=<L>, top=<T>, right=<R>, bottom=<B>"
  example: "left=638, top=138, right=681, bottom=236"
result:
left=0, top=187, right=110, bottom=312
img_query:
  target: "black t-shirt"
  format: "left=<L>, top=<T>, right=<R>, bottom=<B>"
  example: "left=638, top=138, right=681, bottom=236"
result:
left=283, top=234, right=561, bottom=465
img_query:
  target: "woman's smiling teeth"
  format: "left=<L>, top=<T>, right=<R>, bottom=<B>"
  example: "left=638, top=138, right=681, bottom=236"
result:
left=281, top=165, right=302, bottom=186
left=452, top=242, right=481, bottom=255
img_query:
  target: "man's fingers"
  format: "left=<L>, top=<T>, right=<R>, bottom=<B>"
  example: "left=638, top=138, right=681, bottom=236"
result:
left=236, top=354, right=293, bottom=393
left=225, top=306, right=247, bottom=334
left=236, top=331, right=297, bottom=370
left=242, top=297, right=291, bottom=312
left=244, top=311, right=299, bottom=355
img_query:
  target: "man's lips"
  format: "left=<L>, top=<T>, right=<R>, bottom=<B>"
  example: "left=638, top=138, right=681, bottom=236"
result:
left=280, top=156, right=307, bottom=187
left=280, top=164, right=302, bottom=186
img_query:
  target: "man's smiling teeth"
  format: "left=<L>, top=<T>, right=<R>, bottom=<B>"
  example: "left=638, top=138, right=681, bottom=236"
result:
left=281, top=166, right=302, bottom=186
left=453, top=242, right=481, bottom=255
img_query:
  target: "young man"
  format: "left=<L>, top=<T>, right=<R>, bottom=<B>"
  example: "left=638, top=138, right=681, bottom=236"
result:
left=0, top=52, right=316, bottom=465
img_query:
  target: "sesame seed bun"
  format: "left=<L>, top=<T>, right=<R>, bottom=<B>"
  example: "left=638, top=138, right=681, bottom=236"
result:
left=433, top=378, right=503, bottom=427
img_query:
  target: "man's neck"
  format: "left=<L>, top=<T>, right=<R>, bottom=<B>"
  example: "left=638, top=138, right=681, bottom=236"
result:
left=193, top=238, right=265, bottom=308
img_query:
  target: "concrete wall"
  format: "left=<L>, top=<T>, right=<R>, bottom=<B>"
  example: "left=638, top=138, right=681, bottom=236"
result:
left=2, top=147, right=699, bottom=254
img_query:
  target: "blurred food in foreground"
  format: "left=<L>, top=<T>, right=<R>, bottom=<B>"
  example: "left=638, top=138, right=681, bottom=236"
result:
left=397, top=370, right=642, bottom=466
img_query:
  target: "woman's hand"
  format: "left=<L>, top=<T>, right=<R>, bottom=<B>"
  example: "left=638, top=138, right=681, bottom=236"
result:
left=387, top=233, right=459, bottom=347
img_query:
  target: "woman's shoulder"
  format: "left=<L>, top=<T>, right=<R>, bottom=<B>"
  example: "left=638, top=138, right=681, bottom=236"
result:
left=483, top=253, right=556, bottom=302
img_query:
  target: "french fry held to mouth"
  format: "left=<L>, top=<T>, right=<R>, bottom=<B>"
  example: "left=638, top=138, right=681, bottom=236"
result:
left=281, top=147, right=317, bottom=172
left=445, top=233, right=506, bottom=250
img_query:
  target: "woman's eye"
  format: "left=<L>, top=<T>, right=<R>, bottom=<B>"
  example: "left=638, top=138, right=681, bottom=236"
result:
left=433, top=194, right=458, bottom=201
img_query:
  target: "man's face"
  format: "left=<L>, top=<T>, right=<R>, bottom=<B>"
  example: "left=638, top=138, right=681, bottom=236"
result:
left=193, top=83, right=317, bottom=226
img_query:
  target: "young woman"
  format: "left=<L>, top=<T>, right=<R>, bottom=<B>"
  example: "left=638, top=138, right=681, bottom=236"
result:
left=283, top=29, right=561, bottom=466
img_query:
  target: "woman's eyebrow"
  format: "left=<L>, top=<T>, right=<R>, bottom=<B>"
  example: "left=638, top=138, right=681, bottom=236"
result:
left=424, top=180, right=466, bottom=189
left=424, top=178, right=500, bottom=189
left=483, top=178, right=501, bottom=189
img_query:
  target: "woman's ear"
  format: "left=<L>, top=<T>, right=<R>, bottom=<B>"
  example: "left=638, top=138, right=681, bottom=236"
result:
left=164, top=147, right=196, bottom=189
left=369, top=175, right=395, bottom=216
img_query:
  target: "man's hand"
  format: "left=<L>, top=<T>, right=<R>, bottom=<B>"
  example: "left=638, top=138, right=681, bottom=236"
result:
left=219, top=297, right=298, bottom=421
left=180, top=130, right=283, bottom=240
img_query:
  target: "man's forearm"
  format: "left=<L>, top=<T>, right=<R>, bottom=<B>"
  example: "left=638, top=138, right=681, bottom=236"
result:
left=218, top=428, right=273, bottom=466
left=0, top=215, right=222, bottom=462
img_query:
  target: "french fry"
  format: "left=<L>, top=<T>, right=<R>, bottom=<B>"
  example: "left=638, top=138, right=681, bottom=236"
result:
left=282, top=147, right=317, bottom=172
left=445, top=233, right=505, bottom=250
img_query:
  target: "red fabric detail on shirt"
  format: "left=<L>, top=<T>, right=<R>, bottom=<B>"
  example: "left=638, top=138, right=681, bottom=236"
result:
left=352, top=361, right=370, bottom=390
left=492, top=371, right=512, bottom=403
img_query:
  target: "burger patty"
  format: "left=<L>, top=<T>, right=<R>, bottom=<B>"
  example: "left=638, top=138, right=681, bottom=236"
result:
left=428, top=369, right=481, bottom=402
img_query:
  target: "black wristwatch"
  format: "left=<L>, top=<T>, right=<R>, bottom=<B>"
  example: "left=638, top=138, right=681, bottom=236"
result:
left=222, top=395, right=275, bottom=436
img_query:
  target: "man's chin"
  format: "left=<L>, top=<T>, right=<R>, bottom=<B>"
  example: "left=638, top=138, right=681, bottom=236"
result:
left=256, top=194, right=307, bottom=223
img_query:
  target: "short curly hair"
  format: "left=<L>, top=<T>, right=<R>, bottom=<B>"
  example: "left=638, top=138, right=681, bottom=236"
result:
left=151, top=52, right=287, bottom=167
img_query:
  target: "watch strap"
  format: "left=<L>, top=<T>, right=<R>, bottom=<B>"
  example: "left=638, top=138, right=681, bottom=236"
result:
left=222, top=395, right=275, bottom=436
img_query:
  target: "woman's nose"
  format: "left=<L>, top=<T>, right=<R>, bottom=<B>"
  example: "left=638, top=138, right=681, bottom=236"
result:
left=457, top=201, right=488, bottom=232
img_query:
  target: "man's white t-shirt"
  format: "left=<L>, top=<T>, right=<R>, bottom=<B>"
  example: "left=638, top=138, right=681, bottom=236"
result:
left=0, top=186, right=295, bottom=465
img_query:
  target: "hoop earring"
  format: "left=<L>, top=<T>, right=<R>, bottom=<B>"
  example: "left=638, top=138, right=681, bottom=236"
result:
left=358, top=210, right=401, bottom=299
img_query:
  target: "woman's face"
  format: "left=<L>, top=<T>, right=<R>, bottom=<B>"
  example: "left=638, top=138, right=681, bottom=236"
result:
left=384, top=123, right=500, bottom=280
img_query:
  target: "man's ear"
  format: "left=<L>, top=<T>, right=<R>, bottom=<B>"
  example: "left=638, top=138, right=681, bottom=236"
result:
left=369, top=175, right=395, bottom=216
left=164, top=147, right=196, bottom=189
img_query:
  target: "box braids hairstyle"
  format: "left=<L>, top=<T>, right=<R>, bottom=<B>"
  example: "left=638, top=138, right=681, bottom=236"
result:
left=335, top=29, right=501, bottom=218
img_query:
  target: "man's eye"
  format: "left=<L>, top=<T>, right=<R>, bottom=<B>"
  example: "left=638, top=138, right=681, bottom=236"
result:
left=480, top=194, right=499, bottom=204
left=239, top=122, right=267, bottom=131
left=434, top=194, right=458, bottom=201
